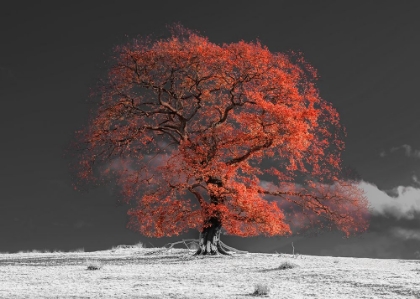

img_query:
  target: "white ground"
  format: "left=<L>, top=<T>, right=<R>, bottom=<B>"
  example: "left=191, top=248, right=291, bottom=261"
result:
left=0, top=246, right=419, bottom=298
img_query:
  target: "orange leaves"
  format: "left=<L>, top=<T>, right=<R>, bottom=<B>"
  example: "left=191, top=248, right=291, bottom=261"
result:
left=191, top=178, right=291, bottom=237
left=128, top=195, right=201, bottom=237
left=261, top=179, right=369, bottom=236
left=72, top=25, right=368, bottom=239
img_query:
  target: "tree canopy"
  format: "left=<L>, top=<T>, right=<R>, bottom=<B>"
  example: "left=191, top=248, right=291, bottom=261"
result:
left=74, top=25, right=369, bottom=241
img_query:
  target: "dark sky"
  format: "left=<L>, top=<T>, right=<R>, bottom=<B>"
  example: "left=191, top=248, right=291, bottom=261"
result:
left=1, top=1, right=420, bottom=259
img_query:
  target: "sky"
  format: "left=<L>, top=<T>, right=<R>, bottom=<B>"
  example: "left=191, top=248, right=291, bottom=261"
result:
left=1, top=1, right=420, bottom=259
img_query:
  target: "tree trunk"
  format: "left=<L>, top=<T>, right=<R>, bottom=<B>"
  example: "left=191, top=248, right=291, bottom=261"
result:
left=194, top=176, right=230, bottom=255
left=194, top=224, right=230, bottom=255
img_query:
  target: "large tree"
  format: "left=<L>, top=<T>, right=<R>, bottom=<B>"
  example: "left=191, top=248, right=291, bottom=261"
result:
left=73, top=25, right=369, bottom=255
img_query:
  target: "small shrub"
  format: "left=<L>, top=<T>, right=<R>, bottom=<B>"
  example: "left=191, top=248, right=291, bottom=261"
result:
left=252, top=283, right=270, bottom=296
left=277, top=261, right=298, bottom=270
left=86, top=260, right=102, bottom=270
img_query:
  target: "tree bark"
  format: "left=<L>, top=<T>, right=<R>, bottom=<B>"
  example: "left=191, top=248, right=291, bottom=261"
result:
left=194, top=223, right=230, bottom=255
left=194, top=176, right=230, bottom=255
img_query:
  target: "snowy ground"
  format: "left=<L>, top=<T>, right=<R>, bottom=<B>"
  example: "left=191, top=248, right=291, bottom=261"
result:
left=0, top=245, right=419, bottom=298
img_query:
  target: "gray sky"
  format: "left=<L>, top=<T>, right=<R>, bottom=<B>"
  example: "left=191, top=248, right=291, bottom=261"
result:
left=1, top=1, right=420, bottom=258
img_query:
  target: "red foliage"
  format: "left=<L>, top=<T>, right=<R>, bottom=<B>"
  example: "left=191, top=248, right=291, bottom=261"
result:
left=73, top=25, right=369, bottom=238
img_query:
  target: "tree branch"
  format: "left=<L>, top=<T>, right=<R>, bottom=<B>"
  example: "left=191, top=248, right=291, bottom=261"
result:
left=226, top=138, right=273, bottom=165
left=258, top=189, right=347, bottom=220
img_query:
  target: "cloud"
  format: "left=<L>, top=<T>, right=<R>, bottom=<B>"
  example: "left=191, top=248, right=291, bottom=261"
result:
left=391, top=227, right=420, bottom=241
left=388, top=144, right=420, bottom=159
left=412, top=174, right=420, bottom=186
left=359, top=181, right=420, bottom=219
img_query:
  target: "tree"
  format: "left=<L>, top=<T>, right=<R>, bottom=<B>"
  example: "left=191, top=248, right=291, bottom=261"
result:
left=73, top=25, right=369, bottom=255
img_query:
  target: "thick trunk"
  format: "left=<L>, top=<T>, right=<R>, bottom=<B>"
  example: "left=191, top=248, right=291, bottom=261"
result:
left=194, top=176, right=230, bottom=255
left=194, top=224, right=230, bottom=255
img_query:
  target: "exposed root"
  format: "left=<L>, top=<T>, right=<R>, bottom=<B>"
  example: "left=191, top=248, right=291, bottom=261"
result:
left=219, top=241, right=248, bottom=254
left=162, top=239, right=248, bottom=256
left=164, top=239, right=200, bottom=251
left=193, top=240, right=248, bottom=256
left=194, top=243, right=230, bottom=256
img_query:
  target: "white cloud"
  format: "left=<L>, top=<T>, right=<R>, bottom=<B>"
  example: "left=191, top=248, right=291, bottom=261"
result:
left=389, top=144, right=420, bottom=159
left=412, top=174, right=420, bottom=186
left=359, top=181, right=420, bottom=219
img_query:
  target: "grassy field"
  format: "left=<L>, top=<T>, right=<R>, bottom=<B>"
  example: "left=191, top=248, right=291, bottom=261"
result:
left=0, top=245, right=419, bottom=298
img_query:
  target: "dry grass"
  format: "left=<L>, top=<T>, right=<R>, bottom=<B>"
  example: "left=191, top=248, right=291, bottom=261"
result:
left=0, top=248, right=419, bottom=298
